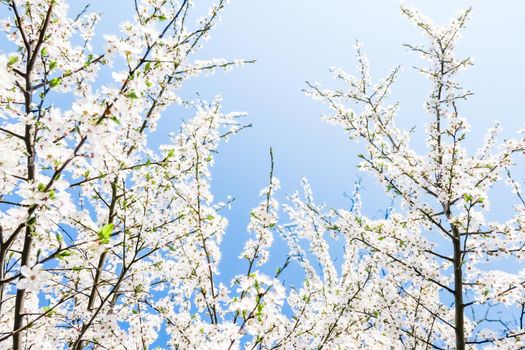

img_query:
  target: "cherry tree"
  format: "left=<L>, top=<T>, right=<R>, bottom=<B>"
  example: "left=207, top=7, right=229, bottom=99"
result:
left=306, top=5, right=525, bottom=349
left=0, top=0, right=253, bottom=348
left=1, top=1, right=525, bottom=349
left=0, top=0, right=388, bottom=348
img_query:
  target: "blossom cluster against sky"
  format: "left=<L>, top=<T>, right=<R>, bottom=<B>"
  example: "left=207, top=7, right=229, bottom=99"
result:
left=1, top=1, right=524, bottom=348
left=73, top=0, right=525, bottom=279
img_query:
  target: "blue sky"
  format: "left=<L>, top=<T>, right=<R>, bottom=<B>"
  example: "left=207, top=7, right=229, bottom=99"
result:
left=76, top=0, right=525, bottom=281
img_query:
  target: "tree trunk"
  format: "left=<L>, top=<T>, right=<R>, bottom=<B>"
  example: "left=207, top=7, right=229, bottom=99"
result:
left=452, top=225, right=465, bottom=350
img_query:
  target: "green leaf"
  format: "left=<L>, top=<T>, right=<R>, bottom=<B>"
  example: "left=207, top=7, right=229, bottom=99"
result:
left=109, top=115, right=121, bottom=125
left=41, top=47, right=48, bottom=56
left=49, top=61, right=57, bottom=71
left=27, top=216, right=37, bottom=226
left=49, top=77, right=62, bottom=88
left=126, top=91, right=139, bottom=99
left=57, top=251, right=71, bottom=260
left=37, top=183, right=46, bottom=192
left=42, top=306, right=55, bottom=317
left=98, top=223, right=114, bottom=244
left=8, top=56, right=18, bottom=66
left=157, top=15, right=168, bottom=21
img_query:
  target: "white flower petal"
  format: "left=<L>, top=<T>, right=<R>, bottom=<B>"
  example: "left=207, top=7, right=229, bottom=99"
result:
left=20, top=265, right=31, bottom=277
left=16, top=278, right=29, bottom=290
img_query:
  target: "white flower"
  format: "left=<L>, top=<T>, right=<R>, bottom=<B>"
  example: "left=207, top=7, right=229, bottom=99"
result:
left=0, top=55, right=14, bottom=91
left=0, top=151, right=18, bottom=173
left=16, top=264, right=50, bottom=292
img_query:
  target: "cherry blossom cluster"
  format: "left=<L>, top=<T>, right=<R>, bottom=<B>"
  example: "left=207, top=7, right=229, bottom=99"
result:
left=306, top=4, right=525, bottom=349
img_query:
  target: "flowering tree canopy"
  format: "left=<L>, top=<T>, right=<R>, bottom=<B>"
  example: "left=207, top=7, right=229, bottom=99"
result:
left=0, top=1, right=524, bottom=349
left=306, top=5, right=525, bottom=349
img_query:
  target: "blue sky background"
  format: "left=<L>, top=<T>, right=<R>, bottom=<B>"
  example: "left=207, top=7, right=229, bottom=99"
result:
left=73, top=0, right=525, bottom=282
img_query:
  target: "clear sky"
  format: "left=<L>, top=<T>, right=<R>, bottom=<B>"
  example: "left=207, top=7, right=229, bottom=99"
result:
left=75, top=0, right=525, bottom=281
